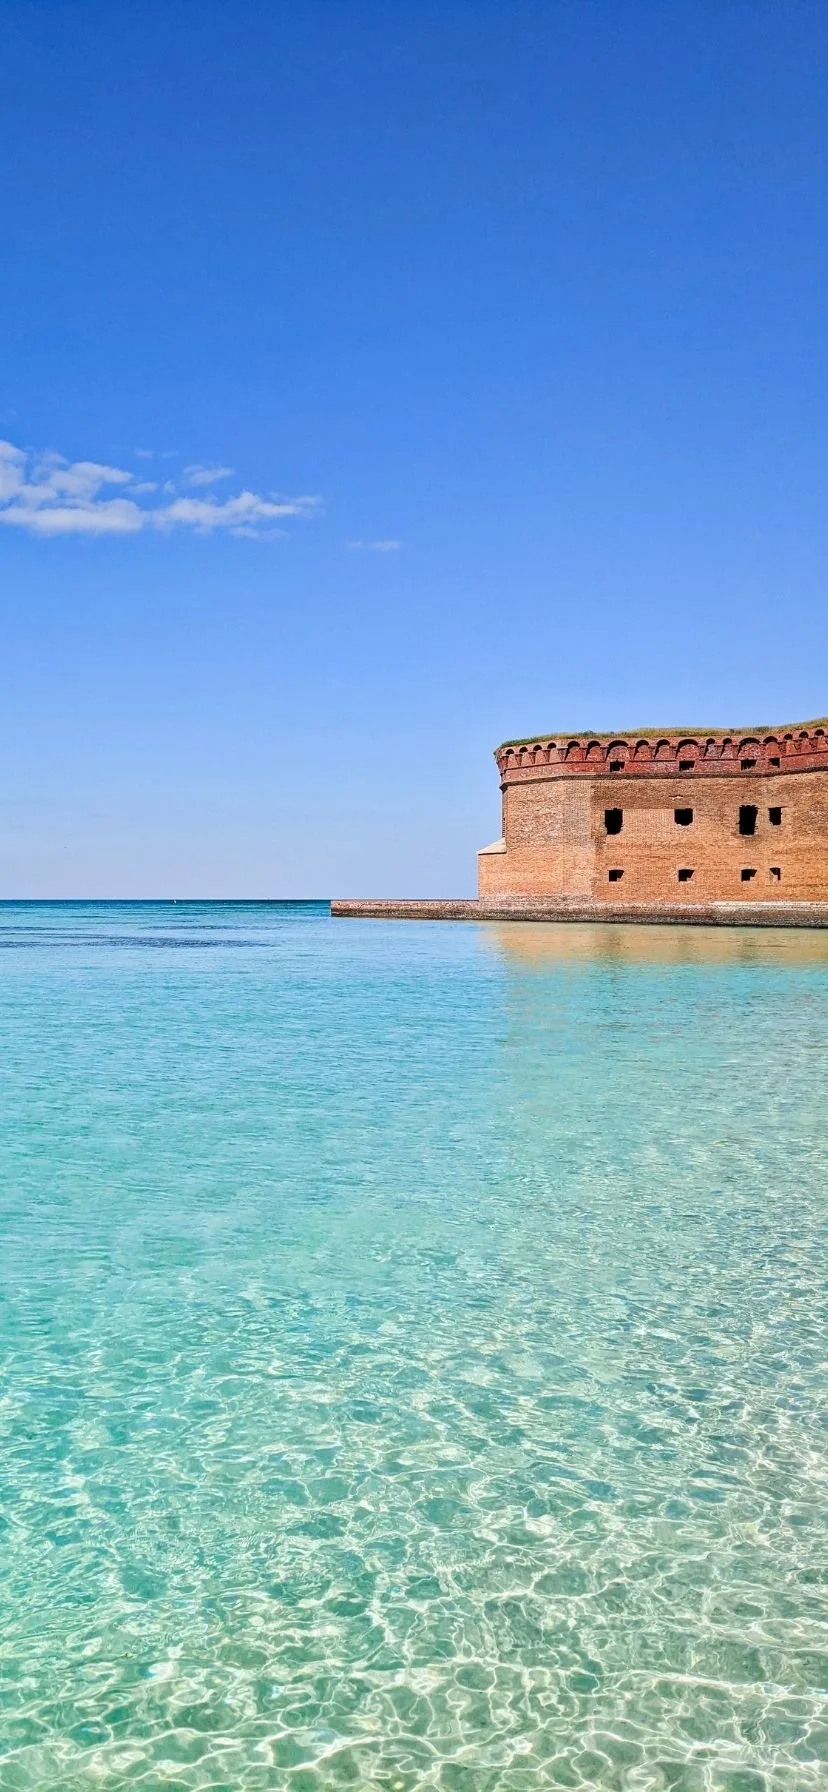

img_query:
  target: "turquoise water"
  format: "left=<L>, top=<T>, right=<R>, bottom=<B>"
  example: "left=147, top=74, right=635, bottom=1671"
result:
left=1, top=904, right=827, bottom=1791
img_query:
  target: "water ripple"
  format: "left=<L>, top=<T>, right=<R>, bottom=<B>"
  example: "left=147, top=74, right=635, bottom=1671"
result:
left=0, top=906, right=826, bottom=1789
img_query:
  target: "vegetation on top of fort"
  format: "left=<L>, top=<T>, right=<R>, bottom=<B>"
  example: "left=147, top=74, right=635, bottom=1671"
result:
left=496, top=718, right=828, bottom=752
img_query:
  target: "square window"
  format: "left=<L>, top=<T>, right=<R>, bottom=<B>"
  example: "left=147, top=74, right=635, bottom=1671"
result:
left=677, top=868, right=694, bottom=882
left=608, top=868, right=624, bottom=882
left=741, top=758, right=756, bottom=770
left=604, top=808, right=623, bottom=835
left=769, top=806, right=782, bottom=825
left=770, top=867, right=781, bottom=881
left=741, top=868, right=757, bottom=881
left=769, top=756, right=780, bottom=767
left=679, top=759, right=694, bottom=771
left=674, top=808, right=693, bottom=826
left=609, top=760, right=623, bottom=772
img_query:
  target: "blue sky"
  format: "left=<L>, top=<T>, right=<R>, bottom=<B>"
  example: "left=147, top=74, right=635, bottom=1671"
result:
left=1, top=1, right=826, bottom=895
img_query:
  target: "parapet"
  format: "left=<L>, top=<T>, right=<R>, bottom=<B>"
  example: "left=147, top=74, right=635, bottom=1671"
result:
left=495, top=721, right=828, bottom=782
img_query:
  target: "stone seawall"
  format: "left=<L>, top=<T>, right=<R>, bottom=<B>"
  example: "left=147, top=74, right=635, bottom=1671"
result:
left=332, top=899, right=828, bottom=927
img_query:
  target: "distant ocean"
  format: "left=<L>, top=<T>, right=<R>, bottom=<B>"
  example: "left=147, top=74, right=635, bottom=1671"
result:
left=1, top=902, right=826, bottom=1789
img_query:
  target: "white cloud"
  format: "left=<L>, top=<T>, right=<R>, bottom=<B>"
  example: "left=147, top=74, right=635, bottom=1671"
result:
left=1, top=498, right=145, bottom=537
left=26, top=454, right=134, bottom=503
left=154, top=491, right=318, bottom=532
left=0, top=440, right=320, bottom=539
left=183, top=463, right=234, bottom=487
left=346, top=538, right=402, bottom=552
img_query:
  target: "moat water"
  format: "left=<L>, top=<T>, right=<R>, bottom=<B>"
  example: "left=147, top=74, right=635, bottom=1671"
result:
left=1, top=902, right=827, bottom=1790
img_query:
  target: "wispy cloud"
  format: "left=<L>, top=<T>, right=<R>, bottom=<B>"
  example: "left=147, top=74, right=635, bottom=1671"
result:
left=0, top=440, right=320, bottom=539
left=346, top=538, right=402, bottom=553
left=183, top=463, right=234, bottom=488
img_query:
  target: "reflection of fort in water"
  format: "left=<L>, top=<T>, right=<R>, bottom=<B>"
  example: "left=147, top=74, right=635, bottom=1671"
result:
left=487, top=920, right=828, bottom=969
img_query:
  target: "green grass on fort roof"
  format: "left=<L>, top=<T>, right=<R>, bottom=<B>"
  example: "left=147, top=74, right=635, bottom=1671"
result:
left=495, top=718, right=828, bottom=752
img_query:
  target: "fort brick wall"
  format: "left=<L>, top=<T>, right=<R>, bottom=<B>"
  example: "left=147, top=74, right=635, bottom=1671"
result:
left=478, top=723, right=828, bottom=905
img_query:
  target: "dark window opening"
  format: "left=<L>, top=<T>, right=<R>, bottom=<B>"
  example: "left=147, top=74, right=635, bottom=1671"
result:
left=604, top=808, right=623, bottom=835
left=739, top=804, right=758, bottom=836
left=741, top=868, right=757, bottom=881
left=674, top=807, right=693, bottom=826
left=769, top=806, right=782, bottom=825
left=609, top=759, right=623, bottom=772
left=769, top=756, right=780, bottom=767
left=741, top=757, right=756, bottom=770
left=677, top=868, right=694, bottom=882
left=770, top=867, right=781, bottom=881
left=608, top=868, right=624, bottom=882
left=679, top=759, right=694, bottom=771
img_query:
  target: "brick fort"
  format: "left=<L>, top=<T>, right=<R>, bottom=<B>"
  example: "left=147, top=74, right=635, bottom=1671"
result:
left=479, top=720, right=828, bottom=906
left=333, top=718, right=828, bottom=924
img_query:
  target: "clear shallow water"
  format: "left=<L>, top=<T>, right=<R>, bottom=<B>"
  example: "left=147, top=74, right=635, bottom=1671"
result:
left=1, top=903, right=827, bottom=1791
